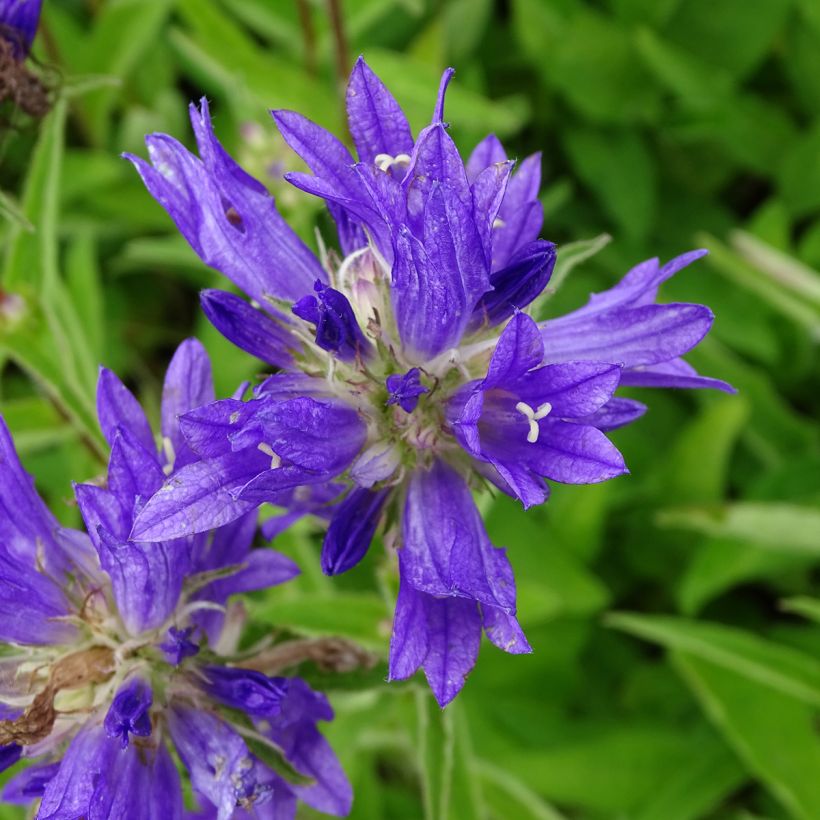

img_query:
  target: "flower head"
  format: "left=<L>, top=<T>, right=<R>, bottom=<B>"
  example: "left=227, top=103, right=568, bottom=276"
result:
left=0, top=340, right=351, bottom=818
left=128, top=58, right=732, bottom=706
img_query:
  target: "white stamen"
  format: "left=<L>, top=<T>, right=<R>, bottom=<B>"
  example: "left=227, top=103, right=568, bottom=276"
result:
left=492, top=217, right=506, bottom=229
left=374, top=152, right=412, bottom=172
left=515, top=401, right=552, bottom=443
left=257, top=443, right=281, bottom=469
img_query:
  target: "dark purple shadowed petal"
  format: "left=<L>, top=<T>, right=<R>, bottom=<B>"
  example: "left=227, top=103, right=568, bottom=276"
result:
left=2, top=761, right=59, bottom=804
left=385, top=368, right=428, bottom=413
left=577, top=397, right=648, bottom=431
left=346, top=56, right=414, bottom=164
left=265, top=678, right=352, bottom=816
left=472, top=240, right=556, bottom=328
left=104, top=676, right=153, bottom=749
left=321, top=487, right=390, bottom=575
left=202, top=666, right=289, bottom=717
left=200, top=290, right=301, bottom=371
left=292, top=280, right=371, bottom=361
left=0, top=743, right=21, bottom=773
left=160, top=626, right=200, bottom=666
left=492, top=152, right=543, bottom=270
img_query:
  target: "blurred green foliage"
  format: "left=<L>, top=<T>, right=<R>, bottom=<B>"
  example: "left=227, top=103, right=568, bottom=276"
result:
left=1, top=0, right=819, bottom=818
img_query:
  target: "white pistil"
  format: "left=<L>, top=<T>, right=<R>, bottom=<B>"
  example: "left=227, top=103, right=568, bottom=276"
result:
left=515, top=401, right=552, bottom=443
left=374, top=152, right=412, bottom=172
left=257, top=443, right=281, bottom=469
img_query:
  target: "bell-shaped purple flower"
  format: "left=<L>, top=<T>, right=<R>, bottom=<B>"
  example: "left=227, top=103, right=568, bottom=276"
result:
left=129, top=56, right=733, bottom=708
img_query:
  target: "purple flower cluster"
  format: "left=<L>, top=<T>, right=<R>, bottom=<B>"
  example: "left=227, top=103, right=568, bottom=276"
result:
left=127, top=58, right=732, bottom=707
left=0, top=341, right=351, bottom=819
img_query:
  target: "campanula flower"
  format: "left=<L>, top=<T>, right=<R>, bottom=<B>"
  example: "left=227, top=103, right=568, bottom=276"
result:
left=0, top=340, right=351, bottom=818
left=127, top=59, right=732, bottom=706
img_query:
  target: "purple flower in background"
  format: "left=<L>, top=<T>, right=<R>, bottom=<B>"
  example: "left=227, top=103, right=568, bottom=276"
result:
left=0, top=0, right=41, bottom=59
left=128, top=58, right=732, bottom=706
left=0, top=340, right=351, bottom=819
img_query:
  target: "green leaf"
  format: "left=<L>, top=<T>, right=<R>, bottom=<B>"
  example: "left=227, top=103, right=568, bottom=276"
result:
left=477, top=760, right=569, bottom=820
left=0, top=189, right=33, bottom=232
left=729, top=230, right=820, bottom=310
left=547, top=9, right=661, bottom=124
left=698, top=233, right=820, bottom=333
left=608, top=613, right=820, bottom=708
left=534, top=233, right=611, bottom=315
left=673, top=652, right=820, bottom=820
left=249, top=592, right=389, bottom=650
left=416, top=695, right=483, bottom=820
left=72, top=0, right=174, bottom=145
left=635, top=26, right=734, bottom=109
left=564, top=127, right=657, bottom=241
left=654, top=395, right=749, bottom=505
left=500, top=723, right=723, bottom=813
left=781, top=597, right=820, bottom=624
left=663, top=0, right=791, bottom=80
left=657, top=503, right=820, bottom=556
left=632, top=731, right=746, bottom=820
left=679, top=538, right=813, bottom=615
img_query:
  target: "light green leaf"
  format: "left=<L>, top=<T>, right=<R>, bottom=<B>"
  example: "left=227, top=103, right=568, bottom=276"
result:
left=633, top=731, right=745, bottom=820
left=781, top=597, right=820, bottom=624
left=564, top=127, right=657, bottom=240
left=477, top=760, right=568, bottom=820
left=608, top=613, right=820, bottom=708
left=416, top=695, right=483, bottom=820
left=674, top=652, right=820, bottom=820
left=679, top=538, right=812, bottom=615
left=249, top=592, right=389, bottom=650
left=657, top=502, right=820, bottom=555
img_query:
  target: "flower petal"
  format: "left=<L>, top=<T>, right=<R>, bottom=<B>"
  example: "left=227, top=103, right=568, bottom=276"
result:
left=129, top=450, right=269, bottom=541
left=97, top=367, right=154, bottom=452
left=346, top=56, right=413, bottom=164
left=541, top=302, right=715, bottom=367
left=321, top=487, right=389, bottom=575
left=402, top=460, right=516, bottom=611
left=200, top=290, right=300, bottom=371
